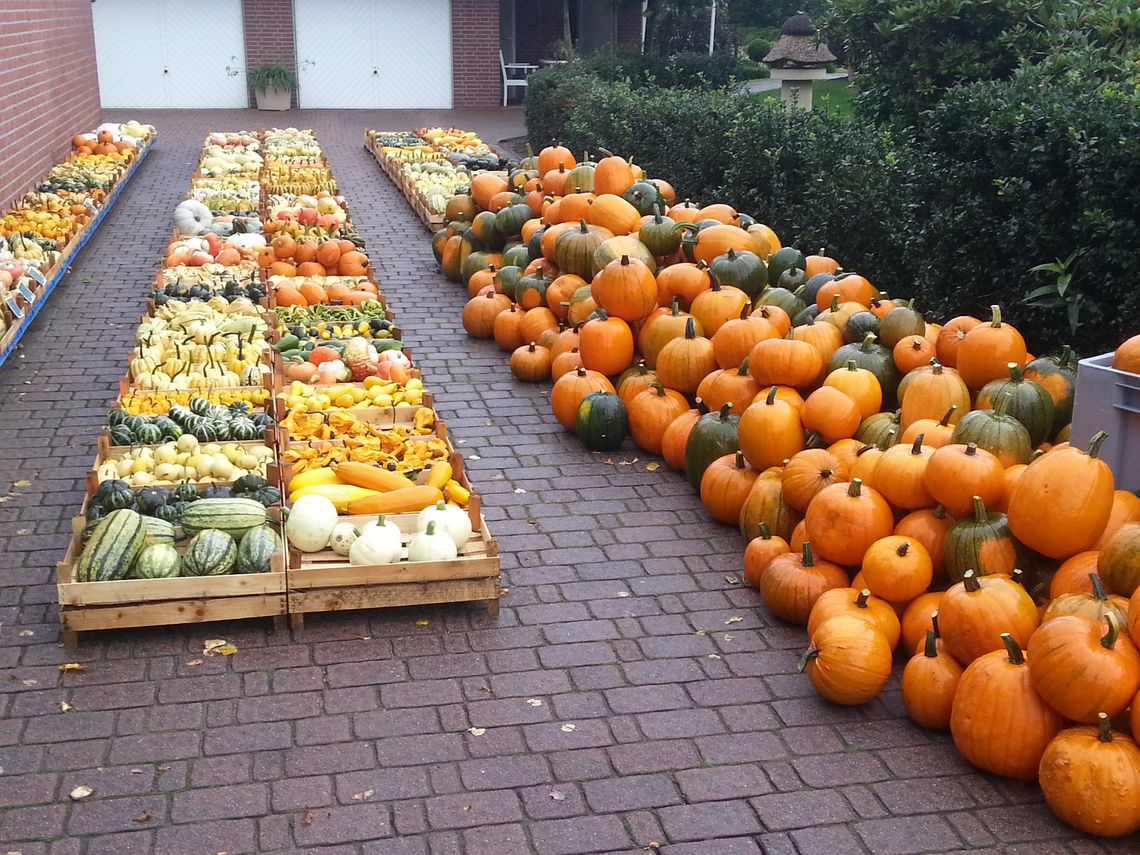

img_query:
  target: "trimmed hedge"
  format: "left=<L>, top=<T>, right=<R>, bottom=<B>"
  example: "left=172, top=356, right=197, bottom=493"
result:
left=524, top=69, right=1140, bottom=354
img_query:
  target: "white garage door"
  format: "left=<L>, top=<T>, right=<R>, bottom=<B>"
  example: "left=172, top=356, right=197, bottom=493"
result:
left=295, top=0, right=452, bottom=109
left=93, top=0, right=248, bottom=108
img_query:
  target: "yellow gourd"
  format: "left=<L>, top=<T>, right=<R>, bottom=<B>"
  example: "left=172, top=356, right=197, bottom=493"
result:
left=346, top=486, right=444, bottom=516
left=287, top=467, right=343, bottom=494
left=290, top=483, right=381, bottom=512
left=332, top=462, right=417, bottom=492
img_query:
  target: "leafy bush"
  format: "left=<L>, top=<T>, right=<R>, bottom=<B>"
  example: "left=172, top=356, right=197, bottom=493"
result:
left=579, top=49, right=749, bottom=90
left=746, top=38, right=773, bottom=62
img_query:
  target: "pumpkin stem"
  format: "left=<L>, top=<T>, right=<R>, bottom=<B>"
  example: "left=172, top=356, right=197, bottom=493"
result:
left=620, top=254, right=631, bottom=267
left=930, top=359, right=943, bottom=374
left=718, top=402, right=733, bottom=420
left=796, top=646, right=820, bottom=672
left=669, top=297, right=681, bottom=316
left=1000, top=632, right=1025, bottom=665
left=1101, top=613, right=1121, bottom=650
left=989, top=305, right=1002, bottom=328
left=652, top=382, right=666, bottom=397
left=695, top=396, right=709, bottom=414
left=830, top=294, right=841, bottom=312
left=965, top=442, right=978, bottom=456
left=1011, top=568, right=1027, bottom=588
left=1085, top=431, right=1109, bottom=459
left=758, top=521, right=772, bottom=540
left=1007, top=362, right=1023, bottom=382
left=801, top=541, right=814, bottom=567
left=930, top=610, right=941, bottom=638
left=938, top=406, right=957, bottom=426
left=855, top=589, right=871, bottom=609
left=860, top=332, right=878, bottom=350
left=847, top=479, right=863, bottom=498
left=910, top=435, right=925, bottom=455
left=528, top=342, right=537, bottom=352
left=971, top=495, right=988, bottom=523
left=577, top=218, right=589, bottom=232
left=739, top=356, right=751, bottom=375
left=425, top=520, right=437, bottom=535
left=963, top=570, right=981, bottom=592
left=1096, top=712, right=1113, bottom=743
left=1089, top=572, right=1107, bottom=601
left=765, top=386, right=778, bottom=406
left=684, top=317, right=696, bottom=339
left=738, top=303, right=750, bottom=320
left=933, top=504, right=947, bottom=520
left=734, top=450, right=746, bottom=469
left=896, top=541, right=911, bottom=557
left=923, top=629, right=938, bottom=658
left=575, top=366, right=587, bottom=377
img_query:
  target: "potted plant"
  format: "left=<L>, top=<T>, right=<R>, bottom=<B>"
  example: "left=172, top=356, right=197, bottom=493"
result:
left=248, top=64, right=296, bottom=111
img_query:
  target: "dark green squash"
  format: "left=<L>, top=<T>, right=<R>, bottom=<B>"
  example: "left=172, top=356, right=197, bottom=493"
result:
left=856, top=410, right=902, bottom=448
left=135, top=486, right=169, bottom=515
left=944, top=495, right=1024, bottom=582
left=950, top=392, right=1032, bottom=467
left=97, top=479, right=136, bottom=511
left=755, top=285, right=805, bottom=320
left=976, top=362, right=1055, bottom=446
left=556, top=219, right=612, bottom=278
left=844, top=311, right=881, bottom=344
left=638, top=207, right=683, bottom=256
left=501, top=243, right=530, bottom=270
left=109, top=425, right=135, bottom=446
left=801, top=272, right=835, bottom=307
left=766, top=247, right=806, bottom=286
left=709, top=248, right=768, bottom=300
left=575, top=391, right=629, bottom=452
left=827, top=333, right=901, bottom=403
left=514, top=273, right=550, bottom=308
left=622, top=181, right=661, bottom=215
left=684, top=403, right=741, bottom=489
left=181, top=529, right=237, bottom=576
left=494, top=204, right=533, bottom=240
left=494, top=265, right=523, bottom=301
left=1023, top=345, right=1078, bottom=429
left=877, top=305, right=927, bottom=348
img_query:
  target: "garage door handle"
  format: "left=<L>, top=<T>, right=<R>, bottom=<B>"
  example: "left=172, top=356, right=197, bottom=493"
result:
left=163, top=68, right=169, bottom=74
left=373, top=69, right=378, bottom=74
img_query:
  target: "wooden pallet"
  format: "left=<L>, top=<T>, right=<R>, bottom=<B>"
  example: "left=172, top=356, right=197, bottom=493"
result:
left=56, top=516, right=288, bottom=647
left=365, top=139, right=447, bottom=233
left=286, top=511, right=499, bottom=628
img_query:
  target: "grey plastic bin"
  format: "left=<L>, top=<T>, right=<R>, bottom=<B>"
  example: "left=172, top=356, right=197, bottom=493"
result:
left=1070, top=353, right=1140, bottom=492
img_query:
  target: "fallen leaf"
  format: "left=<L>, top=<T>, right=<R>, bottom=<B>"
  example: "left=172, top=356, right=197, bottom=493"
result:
left=725, top=575, right=743, bottom=585
left=467, top=727, right=486, bottom=737
left=463, top=805, right=472, bottom=812
left=60, top=701, right=74, bottom=712
left=478, top=685, right=490, bottom=693
left=185, top=659, right=203, bottom=667
left=20, top=680, right=37, bottom=688
left=13, top=480, right=32, bottom=488
left=499, top=587, right=510, bottom=595
left=300, top=811, right=314, bottom=827
left=549, top=790, right=566, bottom=801
left=646, top=462, right=660, bottom=471
left=59, top=663, right=85, bottom=673
left=560, top=723, right=577, bottom=733
left=351, top=789, right=374, bottom=801
left=708, top=653, right=723, bottom=660
left=617, top=591, right=630, bottom=598
left=132, top=811, right=152, bottom=823
left=725, top=616, right=743, bottom=625
left=415, top=619, right=429, bottom=627
left=723, top=634, right=734, bottom=642
left=156, top=765, right=170, bottom=773
left=469, top=455, right=481, bottom=460
left=526, top=698, right=543, bottom=707
left=513, top=488, right=527, bottom=493
left=14, top=529, right=28, bottom=536
left=18, top=630, right=33, bottom=637
left=695, top=629, right=707, bottom=636
left=203, top=639, right=237, bottom=656
left=644, top=843, right=662, bottom=851
left=69, top=785, right=94, bottom=800
left=130, top=768, right=144, bottom=775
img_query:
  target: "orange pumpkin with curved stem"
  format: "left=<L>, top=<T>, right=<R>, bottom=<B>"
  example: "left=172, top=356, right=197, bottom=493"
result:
left=860, top=536, right=934, bottom=603
left=900, top=593, right=944, bottom=654
left=925, top=442, right=1005, bottom=518
left=690, top=281, right=749, bottom=337
left=895, top=506, right=952, bottom=579
left=739, top=387, right=804, bottom=472
left=939, top=571, right=1039, bottom=665
left=801, top=386, right=861, bottom=444
left=462, top=291, right=511, bottom=338
left=799, top=614, right=893, bottom=704
left=712, top=305, right=781, bottom=369
left=749, top=336, right=824, bottom=390
left=804, top=478, right=895, bottom=567
left=657, top=261, right=711, bottom=309
left=639, top=298, right=700, bottom=368
left=586, top=194, right=641, bottom=236
left=899, top=405, right=960, bottom=448
left=661, top=402, right=706, bottom=472
left=591, top=255, right=656, bottom=321
left=656, top=317, right=717, bottom=395
left=701, top=451, right=759, bottom=525
left=739, top=467, right=801, bottom=542
left=936, top=315, right=982, bottom=367
left=616, top=361, right=658, bottom=408
left=902, top=629, right=962, bottom=729
left=1029, top=614, right=1140, bottom=722
left=696, top=358, right=761, bottom=414
left=593, top=152, right=636, bottom=196
left=743, top=521, right=790, bottom=588
left=537, top=145, right=576, bottom=176
left=950, top=633, right=1064, bottom=779
left=550, top=366, right=615, bottom=430
left=510, top=342, right=552, bottom=382
left=761, top=543, right=849, bottom=625
left=782, top=449, right=848, bottom=513
left=627, top=383, right=689, bottom=455
left=957, top=305, right=1028, bottom=391
left=808, top=587, right=901, bottom=648
left=824, top=360, right=882, bottom=420
left=578, top=310, right=634, bottom=376
left=1042, top=573, right=1129, bottom=631
left=874, top=435, right=935, bottom=510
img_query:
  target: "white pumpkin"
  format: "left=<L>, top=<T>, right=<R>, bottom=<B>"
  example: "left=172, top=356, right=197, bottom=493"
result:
left=174, top=200, right=212, bottom=236
left=416, top=501, right=473, bottom=549
left=328, top=523, right=359, bottom=556
left=361, top=514, right=402, bottom=541
left=286, top=495, right=339, bottom=552
left=349, top=523, right=402, bottom=565
left=408, top=521, right=458, bottom=562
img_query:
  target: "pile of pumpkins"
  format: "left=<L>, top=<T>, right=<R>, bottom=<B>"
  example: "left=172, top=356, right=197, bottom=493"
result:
left=436, top=144, right=1140, bottom=837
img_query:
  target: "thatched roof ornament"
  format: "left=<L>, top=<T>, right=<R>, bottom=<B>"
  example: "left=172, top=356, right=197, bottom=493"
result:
left=763, top=13, right=836, bottom=68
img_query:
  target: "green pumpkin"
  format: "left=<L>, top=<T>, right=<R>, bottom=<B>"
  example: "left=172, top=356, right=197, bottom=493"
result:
left=236, top=525, right=280, bottom=574
left=109, top=425, right=135, bottom=446
left=494, top=204, right=533, bottom=240
left=575, top=391, right=629, bottom=451
left=181, top=529, right=237, bottom=576
left=135, top=486, right=169, bottom=515
left=975, top=362, right=1054, bottom=446
left=107, top=408, right=129, bottom=428
left=97, top=479, right=136, bottom=510
left=565, top=164, right=596, bottom=194
left=527, top=227, right=545, bottom=262
left=766, top=247, right=806, bottom=286
left=514, top=274, right=549, bottom=308
left=856, top=410, right=902, bottom=448
left=684, top=403, right=741, bottom=488
left=827, top=333, right=901, bottom=403
left=134, top=543, right=182, bottom=579
left=950, top=392, right=1032, bottom=467
left=591, top=236, right=656, bottom=278
left=844, top=311, right=881, bottom=344
left=622, top=181, right=661, bottom=215
left=495, top=265, right=524, bottom=300
left=776, top=265, right=807, bottom=292
left=1023, top=345, right=1078, bottom=428
left=756, top=286, right=806, bottom=320
left=944, top=496, right=1023, bottom=582
left=189, top=397, right=212, bottom=417
left=461, top=251, right=502, bottom=287
left=638, top=207, right=683, bottom=256
left=709, top=249, right=768, bottom=300
left=230, top=419, right=259, bottom=441
left=878, top=305, right=927, bottom=348
left=501, top=243, right=530, bottom=269
left=556, top=220, right=612, bottom=278
left=173, top=482, right=200, bottom=503
left=801, top=272, right=835, bottom=307
left=469, top=210, right=504, bottom=249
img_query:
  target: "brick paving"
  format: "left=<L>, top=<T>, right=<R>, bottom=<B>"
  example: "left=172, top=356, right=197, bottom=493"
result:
left=0, top=107, right=1133, bottom=854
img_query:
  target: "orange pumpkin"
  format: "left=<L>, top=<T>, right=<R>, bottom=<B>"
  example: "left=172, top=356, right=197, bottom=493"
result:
left=939, top=571, right=1039, bottom=665
left=627, top=383, right=689, bottom=455
left=956, top=305, right=1028, bottom=391
left=799, top=614, right=893, bottom=705
left=739, top=386, right=804, bottom=472
left=655, top=317, right=717, bottom=395
left=803, top=478, right=895, bottom=567
left=591, top=255, right=656, bottom=321
left=550, top=366, right=615, bottom=429
left=902, top=629, right=963, bottom=729
left=761, top=543, right=849, bottom=625
left=800, top=386, right=861, bottom=444
left=578, top=310, right=634, bottom=376
left=701, top=451, right=759, bottom=525
left=860, top=536, right=934, bottom=604
left=808, top=587, right=901, bottom=649
left=743, top=521, right=790, bottom=589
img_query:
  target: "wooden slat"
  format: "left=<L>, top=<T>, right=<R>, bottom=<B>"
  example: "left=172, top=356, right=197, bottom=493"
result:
left=288, top=578, right=499, bottom=615
left=60, top=594, right=287, bottom=632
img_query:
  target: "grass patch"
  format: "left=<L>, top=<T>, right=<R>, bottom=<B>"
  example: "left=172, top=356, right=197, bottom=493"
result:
left=754, top=79, right=858, bottom=118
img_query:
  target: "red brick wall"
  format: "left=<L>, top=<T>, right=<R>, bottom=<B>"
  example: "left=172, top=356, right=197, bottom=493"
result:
left=242, top=0, right=297, bottom=108
left=0, top=1, right=101, bottom=210
left=452, top=0, right=501, bottom=107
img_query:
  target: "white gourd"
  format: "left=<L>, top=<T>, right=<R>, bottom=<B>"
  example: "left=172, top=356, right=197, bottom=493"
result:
left=349, top=524, right=402, bottom=565
left=361, top=515, right=402, bottom=541
left=174, top=199, right=213, bottom=236
left=286, top=495, right=338, bottom=552
left=328, top=523, right=359, bottom=556
left=407, top=521, right=458, bottom=562
left=416, top=501, right=473, bottom=549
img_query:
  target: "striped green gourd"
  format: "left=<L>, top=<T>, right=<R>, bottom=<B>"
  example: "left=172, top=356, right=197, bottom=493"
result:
left=133, top=543, right=181, bottom=579
left=181, top=530, right=237, bottom=576
left=236, top=525, right=279, bottom=574
left=75, top=509, right=147, bottom=582
left=142, top=517, right=177, bottom=547
left=180, top=498, right=267, bottom=539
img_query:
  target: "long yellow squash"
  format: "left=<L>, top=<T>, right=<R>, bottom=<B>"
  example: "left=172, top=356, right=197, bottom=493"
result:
left=346, top=486, right=443, bottom=516
left=332, top=462, right=417, bottom=493
left=290, top=483, right=381, bottom=512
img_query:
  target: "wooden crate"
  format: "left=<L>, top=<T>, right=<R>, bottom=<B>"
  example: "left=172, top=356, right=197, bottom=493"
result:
left=286, top=511, right=499, bottom=627
left=56, top=516, right=288, bottom=647
left=89, top=433, right=281, bottom=492
left=365, top=139, right=446, bottom=233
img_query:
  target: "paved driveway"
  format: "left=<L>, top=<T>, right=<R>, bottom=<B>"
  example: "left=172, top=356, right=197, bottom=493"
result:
left=0, top=108, right=1130, bottom=854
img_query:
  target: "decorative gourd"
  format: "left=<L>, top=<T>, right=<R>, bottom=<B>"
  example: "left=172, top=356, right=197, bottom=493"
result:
left=743, top=522, right=789, bottom=589
left=656, top=317, right=717, bottom=395
left=349, top=521, right=402, bottom=565
left=798, top=615, right=893, bottom=705
left=684, top=402, right=740, bottom=488
left=951, top=633, right=1065, bottom=779
left=408, top=520, right=458, bottom=562
left=939, top=571, right=1039, bottom=664
left=1099, top=523, right=1140, bottom=596
left=76, top=509, right=148, bottom=582
left=761, top=543, right=849, bottom=625
left=899, top=360, right=970, bottom=430
left=902, top=630, right=962, bottom=729
left=895, top=506, right=952, bottom=579
left=174, top=199, right=212, bottom=236
left=181, top=530, right=237, bottom=576
left=1008, top=432, right=1115, bottom=560
left=417, top=501, right=473, bottom=550
left=1028, top=615, right=1140, bottom=723
left=1039, top=713, right=1140, bottom=838
left=826, top=333, right=900, bottom=403
left=133, top=543, right=181, bottom=579
left=700, top=451, right=758, bottom=525
left=181, top=498, right=267, bottom=539
left=328, top=523, right=360, bottom=557
left=286, top=494, right=339, bottom=552
left=738, top=468, right=801, bottom=542
left=976, top=362, right=1055, bottom=446
left=807, top=587, right=901, bottom=649
left=803, top=479, right=894, bottom=567
left=860, top=536, right=934, bottom=603
left=576, top=390, right=629, bottom=452
left=236, top=525, right=279, bottom=573
left=950, top=392, right=1031, bottom=468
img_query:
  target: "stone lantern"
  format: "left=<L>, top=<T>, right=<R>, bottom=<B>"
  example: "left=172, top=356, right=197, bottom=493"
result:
left=763, top=13, right=836, bottom=110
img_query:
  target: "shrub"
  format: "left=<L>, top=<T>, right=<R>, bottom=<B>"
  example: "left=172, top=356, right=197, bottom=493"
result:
left=581, top=49, right=749, bottom=90
left=746, top=38, right=773, bottom=63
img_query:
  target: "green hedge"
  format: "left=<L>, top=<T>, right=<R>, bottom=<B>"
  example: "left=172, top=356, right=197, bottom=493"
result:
left=524, top=70, right=1140, bottom=354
